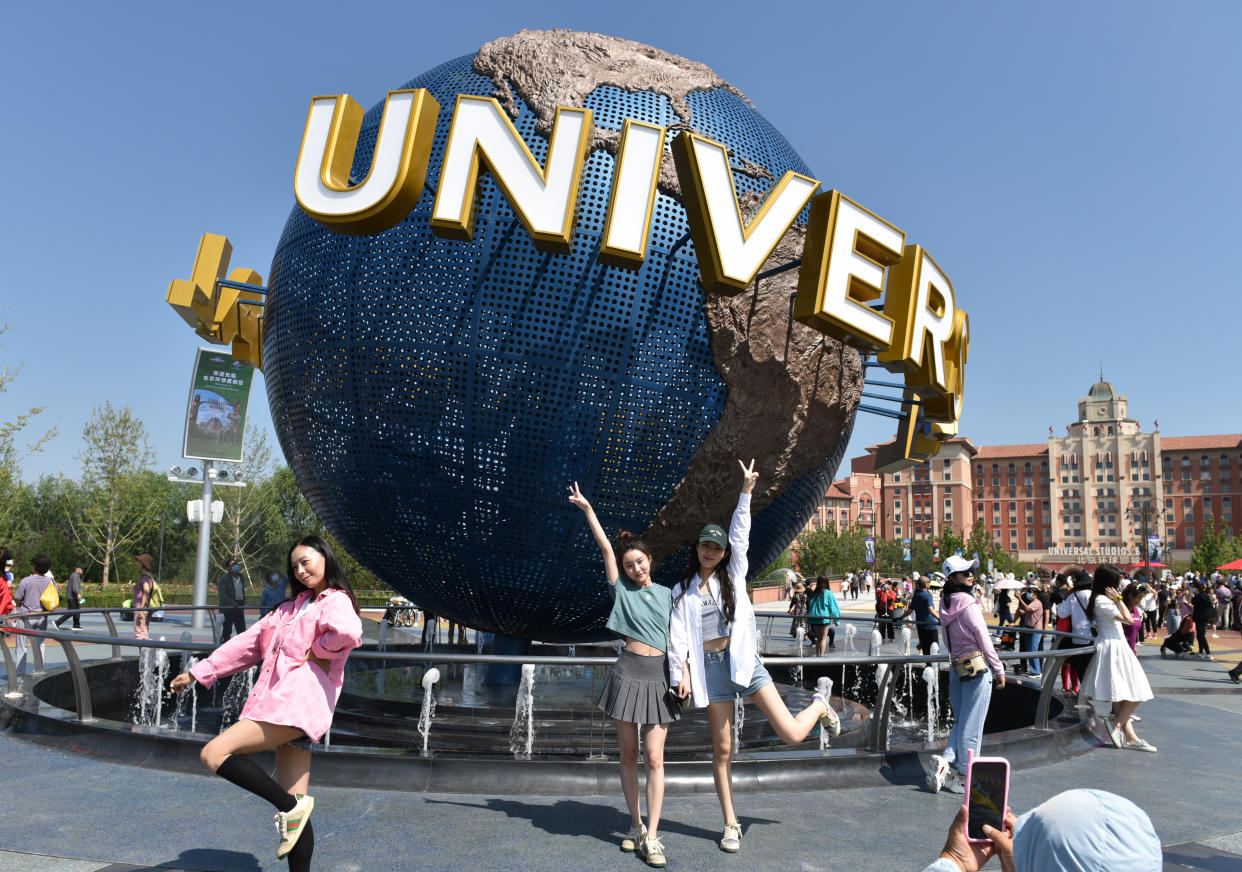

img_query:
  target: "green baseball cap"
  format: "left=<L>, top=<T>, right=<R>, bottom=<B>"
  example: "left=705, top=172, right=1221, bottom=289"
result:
left=698, top=524, right=727, bottom=548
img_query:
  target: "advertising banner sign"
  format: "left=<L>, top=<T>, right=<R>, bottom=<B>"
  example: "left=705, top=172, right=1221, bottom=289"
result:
left=902, top=538, right=912, bottom=562
left=865, top=537, right=876, bottom=564
left=182, top=348, right=255, bottom=463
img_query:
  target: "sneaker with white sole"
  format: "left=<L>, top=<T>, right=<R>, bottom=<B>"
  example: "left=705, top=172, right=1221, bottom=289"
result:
left=639, top=835, right=667, bottom=868
left=943, top=772, right=966, bottom=794
left=926, top=754, right=950, bottom=793
left=620, top=823, right=646, bottom=853
left=812, top=693, right=841, bottom=737
left=1124, top=738, right=1157, bottom=752
left=720, top=822, right=742, bottom=852
left=274, top=794, right=314, bottom=859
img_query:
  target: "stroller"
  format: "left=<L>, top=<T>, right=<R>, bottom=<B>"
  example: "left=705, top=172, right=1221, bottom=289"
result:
left=1160, top=617, right=1195, bottom=658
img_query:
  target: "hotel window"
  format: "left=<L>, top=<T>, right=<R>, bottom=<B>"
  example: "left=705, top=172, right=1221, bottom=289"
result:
left=1223, top=497, right=1232, bottom=522
left=894, top=527, right=902, bottom=537
left=1183, top=498, right=1193, bottom=522
left=1186, top=528, right=1195, bottom=545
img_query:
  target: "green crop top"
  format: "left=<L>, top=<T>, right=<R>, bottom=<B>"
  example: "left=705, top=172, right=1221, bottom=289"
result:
left=605, top=577, right=672, bottom=653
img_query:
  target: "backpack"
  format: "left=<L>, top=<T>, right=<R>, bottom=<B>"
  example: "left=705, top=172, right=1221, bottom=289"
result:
left=148, top=579, right=165, bottom=608
left=39, top=580, right=60, bottom=611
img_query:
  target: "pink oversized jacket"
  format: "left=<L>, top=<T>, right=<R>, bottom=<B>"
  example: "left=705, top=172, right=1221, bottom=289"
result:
left=190, top=588, right=362, bottom=741
left=938, top=592, right=1004, bottom=677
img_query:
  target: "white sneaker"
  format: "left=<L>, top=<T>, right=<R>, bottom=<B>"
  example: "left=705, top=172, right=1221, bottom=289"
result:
left=943, top=772, right=966, bottom=794
left=926, top=754, right=950, bottom=793
left=620, top=823, right=646, bottom=853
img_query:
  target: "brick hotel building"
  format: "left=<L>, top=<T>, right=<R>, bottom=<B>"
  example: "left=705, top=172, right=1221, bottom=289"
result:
left=802, top=379, right=1242, bottom=570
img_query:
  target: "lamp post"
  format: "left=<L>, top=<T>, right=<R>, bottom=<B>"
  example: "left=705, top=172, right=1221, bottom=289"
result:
left=167, top=462, right=247, bottom=629
left=1127, top=494, right=1159, bottom=582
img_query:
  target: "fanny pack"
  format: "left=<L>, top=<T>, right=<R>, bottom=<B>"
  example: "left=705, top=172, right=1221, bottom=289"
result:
left=951, top=651, right=988, bottom=680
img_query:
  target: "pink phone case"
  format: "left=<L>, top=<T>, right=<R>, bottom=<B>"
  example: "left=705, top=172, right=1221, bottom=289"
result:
left=963, top=753, right=1010, bottom=844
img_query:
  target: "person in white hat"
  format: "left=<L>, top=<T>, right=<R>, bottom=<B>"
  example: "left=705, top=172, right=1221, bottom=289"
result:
left=926, top=554, right=1005, bottom=794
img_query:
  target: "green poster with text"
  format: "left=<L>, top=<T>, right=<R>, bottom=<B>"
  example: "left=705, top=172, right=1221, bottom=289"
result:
left=182, top=348, right=255, bottom=463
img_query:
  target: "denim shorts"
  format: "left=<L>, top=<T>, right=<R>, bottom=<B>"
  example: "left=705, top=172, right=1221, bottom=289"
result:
left=287, top=732, right=314, bottom=752
left=703, top=648, right=772, bottom=703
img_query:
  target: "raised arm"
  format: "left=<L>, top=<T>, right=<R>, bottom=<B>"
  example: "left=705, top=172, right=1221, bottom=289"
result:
left=568, top=482, right=618, bottom=583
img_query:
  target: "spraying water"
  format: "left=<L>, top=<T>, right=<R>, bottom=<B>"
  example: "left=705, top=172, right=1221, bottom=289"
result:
left=153, top=643, right=170, bottom=729
left=791, top=626, right=806, bottom=688
left=868, top=628, right=883, bottom=657
left=218, top=666, right=256, bottom=732
left=900, top=625, right=912, bottom=656
left=418, top=668, right=440, bottom=757
left=923, top=665, right=939, bottom=743
left=732, top=696, right=745, bottom=756
left=816, top=676, right=835, bottom=754
left=510, top=664, right=537, bottom=760
left=844, top=623, right=858, bottom=655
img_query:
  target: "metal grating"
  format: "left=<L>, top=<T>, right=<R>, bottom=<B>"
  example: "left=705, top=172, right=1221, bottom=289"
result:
left=264, top=52, right=853, bottom=642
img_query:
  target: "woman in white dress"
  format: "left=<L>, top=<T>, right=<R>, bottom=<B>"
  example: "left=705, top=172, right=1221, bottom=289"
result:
left=1081, top=564, right=1155, bottom=752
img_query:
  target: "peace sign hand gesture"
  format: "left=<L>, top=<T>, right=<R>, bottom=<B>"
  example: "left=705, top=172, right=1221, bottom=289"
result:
left=738, top=458, right=759, bottom=494
left=567, top=481, right=591, bottom=513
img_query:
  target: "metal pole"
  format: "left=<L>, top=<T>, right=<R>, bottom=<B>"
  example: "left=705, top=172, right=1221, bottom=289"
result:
left=191, top=461, right=214, bottom=630
left=157, top=513, right=166, bottom=584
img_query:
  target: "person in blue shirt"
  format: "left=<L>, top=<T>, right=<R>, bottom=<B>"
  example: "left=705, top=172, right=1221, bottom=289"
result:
left=806, top=576, right=841, bottom=654
left=910, top=576, right=940, bottom=656
left=259, top=571, right=287, bottom=618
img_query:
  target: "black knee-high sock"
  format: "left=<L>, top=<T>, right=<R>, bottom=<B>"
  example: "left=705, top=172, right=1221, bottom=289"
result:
left=215, top=754, right=296, bottom=812
left=287, top=821, right=314, bottom=872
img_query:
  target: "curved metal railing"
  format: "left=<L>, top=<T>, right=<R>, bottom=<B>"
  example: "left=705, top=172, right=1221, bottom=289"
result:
left=1, top=606, right=1096, bottom=752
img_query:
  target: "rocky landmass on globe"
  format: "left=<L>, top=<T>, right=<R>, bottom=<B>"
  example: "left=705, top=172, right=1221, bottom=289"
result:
left=642, top=194, right=863, bottom=559
left=476, top=32, right=863, bottom=561
left=474, top=30, right=772, bottom=199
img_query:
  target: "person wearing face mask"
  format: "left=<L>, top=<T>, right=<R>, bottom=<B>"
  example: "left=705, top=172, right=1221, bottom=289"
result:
left=216, top=557, right=248, bottom=642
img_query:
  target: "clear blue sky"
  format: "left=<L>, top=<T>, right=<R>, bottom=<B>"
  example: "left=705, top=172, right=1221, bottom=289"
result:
left=2, top=1, right=1238, bottom=482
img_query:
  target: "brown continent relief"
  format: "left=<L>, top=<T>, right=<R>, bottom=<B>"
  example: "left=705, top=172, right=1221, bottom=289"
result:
left=474, top=31, right=863, bottom=563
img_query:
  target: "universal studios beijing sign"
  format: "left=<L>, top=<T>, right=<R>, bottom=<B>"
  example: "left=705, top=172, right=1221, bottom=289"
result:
left=175, top=84, right=972, bottom=470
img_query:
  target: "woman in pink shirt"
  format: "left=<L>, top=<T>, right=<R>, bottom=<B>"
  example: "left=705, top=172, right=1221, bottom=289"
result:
left=170, top=536, right=362, bottom=871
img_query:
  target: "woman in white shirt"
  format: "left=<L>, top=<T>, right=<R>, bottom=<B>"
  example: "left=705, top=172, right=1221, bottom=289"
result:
left=668, top=460, right=839, bottom=854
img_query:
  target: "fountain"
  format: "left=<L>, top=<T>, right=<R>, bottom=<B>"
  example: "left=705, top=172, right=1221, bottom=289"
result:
left=844, top=623, right=858, bottom=654
left=868, top=628, right=883, bottom=657
left=219, top=666, right=255, bottom=732
left=816, top=676, right=835, bottom=754
left=509, top=664, right=536, bottom=760
left=900, top=625, right=912, bottom=656
left=418, top=668, right=439, bottom=757
left=732, top=696, right=745, bottom=755
left=922, top=665, right=938, bottom=743
left=791, top=626, right=806, bottom=688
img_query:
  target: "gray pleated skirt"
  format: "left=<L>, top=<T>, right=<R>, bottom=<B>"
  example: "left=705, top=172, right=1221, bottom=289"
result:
left=597, top=648, right=680, bottom=724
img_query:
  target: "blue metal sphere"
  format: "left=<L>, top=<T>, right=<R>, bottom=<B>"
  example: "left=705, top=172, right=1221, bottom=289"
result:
left=264, top=45, right=855, bottom=642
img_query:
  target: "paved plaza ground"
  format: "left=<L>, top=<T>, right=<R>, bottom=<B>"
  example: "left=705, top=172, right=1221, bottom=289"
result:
left=2, top=601, right=1240, bottom=871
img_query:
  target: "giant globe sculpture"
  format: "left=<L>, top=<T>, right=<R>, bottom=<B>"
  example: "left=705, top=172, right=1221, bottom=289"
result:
left=264, top=31, right=862, bottom=642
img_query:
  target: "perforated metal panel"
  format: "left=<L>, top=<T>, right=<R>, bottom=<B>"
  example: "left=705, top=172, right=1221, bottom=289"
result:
left=264, top=52, right=853, bottom=641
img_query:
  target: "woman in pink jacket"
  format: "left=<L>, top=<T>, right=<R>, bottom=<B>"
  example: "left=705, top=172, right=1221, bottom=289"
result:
left=170, top=536, right=362, bottom=871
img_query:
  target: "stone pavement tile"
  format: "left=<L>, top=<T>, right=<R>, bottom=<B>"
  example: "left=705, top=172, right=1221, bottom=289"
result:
left=1162, top=840, right=1242, bottom=871
left=0, top=851, right=106, bottom=871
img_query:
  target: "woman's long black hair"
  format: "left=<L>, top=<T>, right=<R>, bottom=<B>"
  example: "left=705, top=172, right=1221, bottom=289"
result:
left=940, top=573, right=974, bottom=605
left=675, top=541, right=737, bottom=625
left=1084, top=563, right=1122, bottom=623
left=287, top=535, right=360, bottom=615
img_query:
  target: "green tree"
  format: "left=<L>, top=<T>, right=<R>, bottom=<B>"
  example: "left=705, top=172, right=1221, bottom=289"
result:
left=0, top=315, right=57, bottom=541
left=210, top=428, right=279, bottom=586
left=68, top=402, right=159, bottom=584
left=1191, top=519, right=1240, bottom=575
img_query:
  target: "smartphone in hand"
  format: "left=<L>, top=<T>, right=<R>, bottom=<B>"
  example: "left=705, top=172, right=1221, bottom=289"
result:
left=964, top=755, right=1010, bottom=843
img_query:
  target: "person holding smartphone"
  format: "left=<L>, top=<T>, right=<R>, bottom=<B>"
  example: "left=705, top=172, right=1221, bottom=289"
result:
left=927, top=555, right=1004, bottom=795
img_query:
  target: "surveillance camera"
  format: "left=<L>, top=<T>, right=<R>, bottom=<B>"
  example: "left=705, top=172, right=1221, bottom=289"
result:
left=208, top=468, right=218, bottom=479
left=170, top=465, right=183, bottom=476
left=186, top=467, right=199, bottom=477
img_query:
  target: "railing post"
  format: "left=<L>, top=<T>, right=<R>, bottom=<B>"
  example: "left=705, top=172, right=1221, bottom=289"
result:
left=868, top=661, right=898, bottom=752
left=59, top=639, right=95, bottom=723
left=0, top=626, right=19, bottom=694
left=1033, top=652, right=1069, bottom=730
left=102, top=611, right=123, bottom=660
left=29, top=617, right=45, bottom=675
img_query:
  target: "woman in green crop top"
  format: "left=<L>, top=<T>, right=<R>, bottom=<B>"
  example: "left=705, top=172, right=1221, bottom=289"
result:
left=569, top=482, right=677, bottom=869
